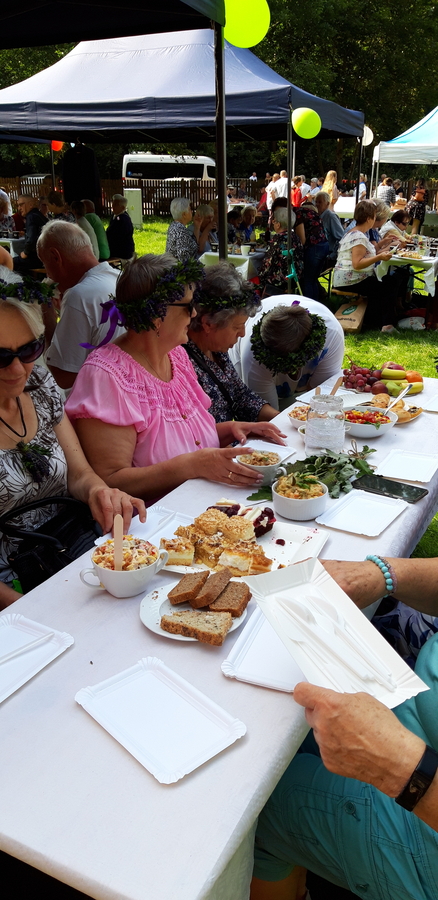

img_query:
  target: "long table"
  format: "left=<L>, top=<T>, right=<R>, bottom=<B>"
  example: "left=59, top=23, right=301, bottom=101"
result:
left=1, top=376, right=438, bottom=900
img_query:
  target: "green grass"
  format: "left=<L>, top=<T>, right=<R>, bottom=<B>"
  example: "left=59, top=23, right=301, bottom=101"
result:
left=133, top=217, right=438, bottom=558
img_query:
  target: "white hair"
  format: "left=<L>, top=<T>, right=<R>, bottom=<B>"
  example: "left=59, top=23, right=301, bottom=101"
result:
left=0, top=296, right=43, bottom=339
left=315, top=191, right=330, bottom=206
left=272, top=206, right=296, bottom=228
left=170, top=197, right=191, bottom=220
left=37, top=220, right=93, bottom=257
left=196, top=204, right=214, bottom=217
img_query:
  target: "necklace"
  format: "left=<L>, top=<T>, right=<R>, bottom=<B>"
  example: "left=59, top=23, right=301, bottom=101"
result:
left=125, top=343, right=171, bottom=381
left=0, top=396, right=27, bottom=439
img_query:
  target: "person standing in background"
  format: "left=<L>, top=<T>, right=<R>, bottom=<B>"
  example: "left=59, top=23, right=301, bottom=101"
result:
left=82, top=199, right=110, bottom=261
left=106, top=195, right=135, bottom=261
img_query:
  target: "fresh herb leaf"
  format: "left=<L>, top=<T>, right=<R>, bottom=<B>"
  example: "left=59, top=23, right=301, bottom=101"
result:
left=247, top=485, right=273, bottom=502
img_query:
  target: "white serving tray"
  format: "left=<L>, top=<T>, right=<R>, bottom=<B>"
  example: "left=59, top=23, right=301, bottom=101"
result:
left=75, top=657, right=246, bottom=783
left=423, top=394, right=438, bottom=413
left=0, top=614, right=74, bottom=703
left=140, top=576, right=247, bottom=641
left=245, top=560, right=428, bottom=708
left=315, top=490, right=407, bottom=536
left=376, top=449, right=438, bottom=483
left=221, top=607, right=305, bottom=692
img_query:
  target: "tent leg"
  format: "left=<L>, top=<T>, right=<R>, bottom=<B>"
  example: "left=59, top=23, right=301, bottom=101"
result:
left=356, top=137, right=363, bottom=203
left=214, top=22, right=227, bottom=260
left=50, top=144, right=55, bottom=190
left=287, top=118, right=293, bottom=294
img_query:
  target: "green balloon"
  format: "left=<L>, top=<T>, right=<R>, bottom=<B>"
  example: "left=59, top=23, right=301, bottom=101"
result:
left=291, top=107, right=322, bottom=139
left=224, top=0, right=270, bottom=48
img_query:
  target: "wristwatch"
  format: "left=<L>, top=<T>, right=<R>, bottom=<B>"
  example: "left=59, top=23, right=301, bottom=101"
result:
left=395, top=745, right=438, bottom=811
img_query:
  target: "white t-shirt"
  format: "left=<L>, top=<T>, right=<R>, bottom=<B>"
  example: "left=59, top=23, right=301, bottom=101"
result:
left=275, top=177, right=289, bottom=199
left=46, top=262, right=124, bottom=374
left=300, top=182, right=311, bottom=198
left=266, top=180, right=279, bottom=210
left=229, top=296, right=345, bottom=409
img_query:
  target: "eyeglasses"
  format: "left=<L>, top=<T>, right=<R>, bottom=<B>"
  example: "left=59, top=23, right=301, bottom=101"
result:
left=0, top=337, right=45, bottom=369
left=171, top=299, right=196, bottom=315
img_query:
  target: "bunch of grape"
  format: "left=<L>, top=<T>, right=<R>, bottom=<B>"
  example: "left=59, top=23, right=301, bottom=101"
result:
left=342, top=363, right=382, bottom=393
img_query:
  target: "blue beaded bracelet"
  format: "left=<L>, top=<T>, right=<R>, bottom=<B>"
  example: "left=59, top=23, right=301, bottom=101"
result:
left=365, top=555, right=397, bottom=599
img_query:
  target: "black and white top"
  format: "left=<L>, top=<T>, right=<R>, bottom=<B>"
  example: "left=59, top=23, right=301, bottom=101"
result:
left=0, top=367, right=68, bottom=586
left=165, top=221, right=199, bottom=262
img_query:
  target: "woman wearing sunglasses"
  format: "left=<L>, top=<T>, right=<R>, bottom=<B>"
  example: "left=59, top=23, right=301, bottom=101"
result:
left=0, top=283, right=146, bottom=609
left=65, top=253, right=285, bottom=502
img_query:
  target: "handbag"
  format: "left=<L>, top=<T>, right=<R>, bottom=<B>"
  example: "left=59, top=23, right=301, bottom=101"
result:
left=0, top=496, right=102, bottom=594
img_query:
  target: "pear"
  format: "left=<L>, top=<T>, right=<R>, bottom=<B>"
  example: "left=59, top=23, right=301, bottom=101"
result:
left=386, top=380, right=409, bottom=397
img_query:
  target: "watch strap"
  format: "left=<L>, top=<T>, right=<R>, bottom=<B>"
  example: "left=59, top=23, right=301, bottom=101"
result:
left=395, top=745, right=438, bottom=811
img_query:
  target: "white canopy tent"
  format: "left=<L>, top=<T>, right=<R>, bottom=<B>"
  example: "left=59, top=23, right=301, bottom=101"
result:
left=371, top=106, right=438, bottom=192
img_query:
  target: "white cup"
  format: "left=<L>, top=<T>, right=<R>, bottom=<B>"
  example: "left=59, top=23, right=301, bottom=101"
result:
left=80, top=549, right=169, bottom=598
left=241, top=244, right=250, bottom=256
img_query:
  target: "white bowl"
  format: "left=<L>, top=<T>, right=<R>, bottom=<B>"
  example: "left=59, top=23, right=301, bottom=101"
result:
left=287, top=404, right=309, bottom=429
left=272, top=479, right=328, bottom=521
left=80, top=546, right=169, bottom=598
left=237, top=450, right=283, bottom=486
left=345, top=406, right=398, bottom=438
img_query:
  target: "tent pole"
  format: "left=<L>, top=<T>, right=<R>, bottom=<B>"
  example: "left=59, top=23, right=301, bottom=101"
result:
left=370, top=159, right=375, bottom=198
left=50, top=144, right=55, bottom=189
left=214, top=22, right=227, bottom=260
left=287, top=115, right=293, bottom=294
left=356, top=137, right=363, bottom=203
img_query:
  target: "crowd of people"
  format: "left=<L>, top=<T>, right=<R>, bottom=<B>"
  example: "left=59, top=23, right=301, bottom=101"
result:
left=1, top=174, right=437, bottom=900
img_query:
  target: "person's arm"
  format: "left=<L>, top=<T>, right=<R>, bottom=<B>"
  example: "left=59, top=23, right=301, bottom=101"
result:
left=306, top=333, right=345, bottom=390
left=351, top=244, right=392, bottom=270
left=197, top=219, right=214, bottom=254
left=322, top=557, right=438, bottom=616
left=0, top=245, right=13, bottom=270
left=216, top=420, right=287, bottom=446
left=46, top=304, right=91, bottom=388
left=293, top=682, right=438, bottom=833
left=295, top=222, right=306, bottom=245
left=0, top=582, right=23, bottom=610
left=53, top=415, right=146, bottom=534
left=257, top=403, right=280, bottom=421
left=72, top=418, right=263, bottom=501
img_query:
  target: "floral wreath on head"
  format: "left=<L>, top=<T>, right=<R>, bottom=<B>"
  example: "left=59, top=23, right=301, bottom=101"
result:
left=80, top=257, right=205, bottom=350
left=0, top=276, right=54, bottom=306
left=193, top=279, right=260, bottom=315
left=250, top=305, right=327, bottom=375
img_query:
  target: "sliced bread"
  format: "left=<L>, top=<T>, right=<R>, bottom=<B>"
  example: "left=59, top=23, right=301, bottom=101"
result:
left=160, top=610, right=233, bottom=645
left=209, top=582, right=252, bottom=617
left=167, top=571, right=209, bottom=605
left=190, top=568, right=232, bottom=608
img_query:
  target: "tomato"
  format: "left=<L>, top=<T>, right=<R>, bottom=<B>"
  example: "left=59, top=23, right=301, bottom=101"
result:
left=404, top=371, right=423, bottom=383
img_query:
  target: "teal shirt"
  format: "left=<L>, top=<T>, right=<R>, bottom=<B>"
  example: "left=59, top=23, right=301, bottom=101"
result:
left=85, top=212, right=110, bottom=260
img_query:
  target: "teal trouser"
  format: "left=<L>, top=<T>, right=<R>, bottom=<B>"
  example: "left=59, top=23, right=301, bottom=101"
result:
left=253, top=633, right=438, bottom=900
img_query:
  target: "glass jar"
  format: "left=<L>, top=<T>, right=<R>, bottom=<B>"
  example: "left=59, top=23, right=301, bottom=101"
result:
left=304, top=394, right=345, bottom=456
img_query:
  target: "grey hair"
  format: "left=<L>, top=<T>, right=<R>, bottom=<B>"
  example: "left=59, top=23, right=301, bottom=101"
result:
left=113, top=194, right=128, bottom=209
left=310, top=178, right=319, bottom=184
left=37, top=220, right=93, bottom=257
left=191, top=261, right=261, bottom=331
left=116, top=252, right=178, bottom=308
left=373, top=199, right=391, bottom=223
left=0, top=295, right=43, bottom=339
left=196, top=204, right=213, bottom=217
left=82, top=198, right=95, bottom=212
left=272, top=206, right=296, bottom=228
left=315, top=191, right=330, bottom=206
left=260, top=304, right=313, bottom=355
left=170, top=197, right=191, bottom=220
left=17, top=194, right=35, bottom=203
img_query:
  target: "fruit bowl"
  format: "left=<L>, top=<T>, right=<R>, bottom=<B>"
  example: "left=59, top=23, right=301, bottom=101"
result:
left=345, top=406, right=398, bottom=438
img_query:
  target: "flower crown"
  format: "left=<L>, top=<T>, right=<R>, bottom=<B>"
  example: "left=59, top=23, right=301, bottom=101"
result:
left=0, top=276, right=54, bottom=306
left=194, top=280, right=260, bottom=315
left=117, top=257, right=205, bottom=333
left=250, top=307, right=327, bottom=375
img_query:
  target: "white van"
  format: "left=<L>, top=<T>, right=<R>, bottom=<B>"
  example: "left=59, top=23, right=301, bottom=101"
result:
left=122, top=152, right=216, bottom=181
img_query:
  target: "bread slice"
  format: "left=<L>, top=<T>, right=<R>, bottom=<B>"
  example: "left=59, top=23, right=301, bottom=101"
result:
left=167, top=571, right=209, bottom=605
left=190, top=568, right=232, bottom=608
left=209, top=582, right=252, bottom=617
left=160, top=610, right=233, bottom=645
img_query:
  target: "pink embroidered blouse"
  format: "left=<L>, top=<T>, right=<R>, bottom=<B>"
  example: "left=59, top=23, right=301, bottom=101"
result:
left=65, top=343, right=219, bottom=467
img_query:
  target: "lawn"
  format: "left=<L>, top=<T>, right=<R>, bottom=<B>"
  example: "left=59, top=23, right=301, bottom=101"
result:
left=134, top=216, right=438, bottom=559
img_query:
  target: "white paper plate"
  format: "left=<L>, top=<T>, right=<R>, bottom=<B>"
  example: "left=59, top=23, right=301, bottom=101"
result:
left=0, top=614, right=74, bottom=703
left=422, top=395, right=438, bottom=413
left=140, top=578, right=247, bottom=641
left=315, top=490, right=407, bottom=536
left=94, top=504, right=178, bottom=546
left=376, top=449, right=438, bottom=483
left=75, top=657, right=246, bottom=783
left=221, top=607, right=305, bottom=692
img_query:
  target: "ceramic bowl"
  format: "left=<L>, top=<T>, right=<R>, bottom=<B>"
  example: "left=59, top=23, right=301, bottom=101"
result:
left=344, top=406, right=397, bottom=438
left=236, top=450, right=283, bottom=486
left=272, top=479, right=328, bottom=521
left=287, top=404, right=309, bottom=429
left=80, top=545, right=169, bottom=598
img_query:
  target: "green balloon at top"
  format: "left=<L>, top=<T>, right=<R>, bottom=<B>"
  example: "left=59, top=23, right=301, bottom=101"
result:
left=292, top=107, right=322, bottom=139
left=224, top=0, right=270, bottom=48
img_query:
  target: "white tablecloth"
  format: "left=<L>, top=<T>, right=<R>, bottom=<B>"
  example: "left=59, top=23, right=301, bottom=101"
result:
left=199, top=250, right=265, bottom=280
left=376, top=255, right=438, bottom=295
left=1, top=375, right=438, bottom=900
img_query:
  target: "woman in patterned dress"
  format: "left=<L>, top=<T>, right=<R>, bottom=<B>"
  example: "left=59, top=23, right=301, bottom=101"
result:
left=259, top=206, right=304, bottom=297
left=0, top=288, right=145, bottom=607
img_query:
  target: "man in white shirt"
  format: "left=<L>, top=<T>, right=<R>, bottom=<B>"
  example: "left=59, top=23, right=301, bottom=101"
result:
left=266, top=173, right=280, bottom=211
left=37, top=221, right=124, bottom=390
left=300, top=175, right=311, bottom=199
left=229, top=296, right=344, bottom=409
left=275, top=170, right=289, bottom=199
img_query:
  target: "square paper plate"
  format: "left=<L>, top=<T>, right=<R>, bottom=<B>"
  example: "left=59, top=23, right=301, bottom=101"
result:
left=315, top=490, right=407, bottom=536
left=221, top=607, right=305, bottom=692
left=423, top=395, right=438, bottom=413
left=75, top=657, right=246, bottom=783
left=376, top=449, right=438, bottom=483
left=0, top=614, right=74, bottom=703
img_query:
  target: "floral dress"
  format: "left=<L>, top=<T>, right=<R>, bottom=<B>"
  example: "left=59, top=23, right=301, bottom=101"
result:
left=184, top=340, right=266, bottom=422
left=0, top=367, right=67, bottom=587
left=165, top=221, right=199, bottom=262
left=259, top=232, right=304, bottom=294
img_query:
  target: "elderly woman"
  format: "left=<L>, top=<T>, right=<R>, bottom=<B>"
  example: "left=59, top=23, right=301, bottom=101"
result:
left=0, top=282, right=145, bottom=608
left=229, top=297, right=344, bottom=408
left=258, top=207, right=304, bottom=296
left=293, top=198, right=329, bottom=300
left=65, top=254, right=285, bottom=502
left=165, top=198, right=211, bottom=262
left=186, top=263, right=279, bottom=423
left=379, top=209, right=409, bottom=245
left=187, top=204, right=217, bottom=254
left=237, top=206, right=257, bottom=242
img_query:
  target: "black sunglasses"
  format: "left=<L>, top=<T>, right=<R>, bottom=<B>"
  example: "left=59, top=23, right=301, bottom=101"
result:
left=0, top=337, right=45, bottom=369
left=171, top=299, right=196, bottom=314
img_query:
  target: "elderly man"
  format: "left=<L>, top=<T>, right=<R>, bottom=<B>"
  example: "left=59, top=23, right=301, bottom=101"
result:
left=315, top=191, right=345, bottom=263
left=12, top=195, right=47, bottom=273
left=300, top=174, right=311, bottom=199
left=106, top=194, right=135, bottom=260
left=37, top=221, right=124, bottom=390
left=309, top=177, right=320, bottom=196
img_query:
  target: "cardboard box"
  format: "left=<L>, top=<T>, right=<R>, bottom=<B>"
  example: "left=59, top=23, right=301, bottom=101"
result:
left=335, top=298, right=367, bottom=333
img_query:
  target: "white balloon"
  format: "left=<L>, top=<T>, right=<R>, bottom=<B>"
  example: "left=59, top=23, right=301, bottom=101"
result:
left=363, top=125, right=374, bottom=146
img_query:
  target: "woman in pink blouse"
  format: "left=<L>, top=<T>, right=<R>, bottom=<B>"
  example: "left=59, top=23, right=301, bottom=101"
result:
left=66, top=253, right=285, bottom=502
